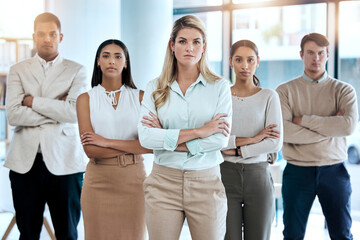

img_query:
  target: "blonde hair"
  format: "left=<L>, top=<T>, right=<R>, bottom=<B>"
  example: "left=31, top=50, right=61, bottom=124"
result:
left=153, top=15, right=221, bottom=111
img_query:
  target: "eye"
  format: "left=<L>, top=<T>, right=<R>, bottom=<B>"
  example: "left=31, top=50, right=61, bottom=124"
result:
left=248, top=58, right=255, bottom=63
left=194, top=40, right=201, bottom=45
left=115, top=55, right=122, bottom=59
left=102, top=54, right=109, bottom=58
left=50, top=33, right=57, bottom=38
left=179, top=40, right=186, bottom=44
left=37, top=32, right=45, bottom=37
left=319, top=51, right=325, bottom=56
left=235, top=58, right=241, bottom=63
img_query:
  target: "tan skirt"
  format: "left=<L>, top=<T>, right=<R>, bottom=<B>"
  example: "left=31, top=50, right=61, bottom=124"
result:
left=81, top=154, right=146, bottom=240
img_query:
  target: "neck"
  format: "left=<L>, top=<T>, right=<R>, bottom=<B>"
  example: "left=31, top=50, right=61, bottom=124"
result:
left=39, top=52, right=59, bottom=62
left=101, top=76, right=123, bottom=91
left=176, top=64, right=200, bottom=83
left=304, top=69, right=325, bottom=81
left=232, top=77, right=259, bottom=97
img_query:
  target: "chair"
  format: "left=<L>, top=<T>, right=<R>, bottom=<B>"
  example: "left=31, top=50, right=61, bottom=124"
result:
left=269, top=162, right=282, bottom=226
left=0, top=163, right=56, bottom=240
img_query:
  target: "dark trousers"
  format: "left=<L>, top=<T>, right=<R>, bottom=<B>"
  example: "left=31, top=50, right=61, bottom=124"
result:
left=282, top=162, right=353, bottom=240
left=220, top=161, right=274, bottom=240
left=9, top=153, right=83, bottom=240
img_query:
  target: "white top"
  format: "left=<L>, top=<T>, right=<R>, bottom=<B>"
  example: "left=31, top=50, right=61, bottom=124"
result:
left=88, top=84, right=140, bottom=140
left=223, top=89, right=283, bottom=164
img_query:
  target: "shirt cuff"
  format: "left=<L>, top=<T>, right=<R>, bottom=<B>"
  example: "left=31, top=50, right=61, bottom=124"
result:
left=240, top=146, right=248, bottom=158
left=223, top=135, right=236, bottom=150
left=163, top=129, right=180, bottom=151
left=186, top=139, right=203, bottom=155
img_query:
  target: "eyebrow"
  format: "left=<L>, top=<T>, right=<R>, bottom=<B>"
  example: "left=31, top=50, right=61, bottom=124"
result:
left=102, top=52, right=122, bottom=55
left=178, top=37, right=202, bottom=41
left=234, top=55, right=256, bottom=58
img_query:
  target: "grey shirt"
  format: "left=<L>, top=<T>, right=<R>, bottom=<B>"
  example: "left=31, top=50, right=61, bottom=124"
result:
left=223, top=89, right=283, bottom=164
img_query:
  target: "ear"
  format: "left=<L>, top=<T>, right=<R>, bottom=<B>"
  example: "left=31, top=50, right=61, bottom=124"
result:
left=59, top=33, right=63, bottom=43
left=229, top=57, right=233, bottom=68
left=257, top=56, right=260, bottom=67
left=202, top=41, right=206, bottom=54
left=170, top=39, right=175, bottom=52
left=32, top=33, right=36, bottom=42
left=300, top=50, right=304, bottom=60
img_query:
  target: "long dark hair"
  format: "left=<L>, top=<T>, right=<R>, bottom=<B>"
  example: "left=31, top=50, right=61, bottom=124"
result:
left=230, top=40, right=260, bottom=87
left=91, top=39, right=136, bottom=89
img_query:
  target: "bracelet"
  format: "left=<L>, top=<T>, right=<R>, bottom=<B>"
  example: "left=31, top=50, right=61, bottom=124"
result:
left=236, top=146, right=241, bottom=157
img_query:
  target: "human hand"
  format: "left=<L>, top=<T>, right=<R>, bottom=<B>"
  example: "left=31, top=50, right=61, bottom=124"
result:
left=81, top=132, right=108, bottom=147
left=221, top=149, right=236, bottom=156
left=22, top=95, right=34, bottom=108
left=335, top=109, right=345, bottom=116
left=253, top=124, right=280, bottom=143
left=292, top=116, right=302, bottom=125
left=197, top=113, right=230, bottom=138
left=141, top=112, right=163, bottom=129
left=60, top=94, right=68, bottom=101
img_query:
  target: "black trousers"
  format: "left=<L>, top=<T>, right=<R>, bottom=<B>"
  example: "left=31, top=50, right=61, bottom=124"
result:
left=9, top=153, right=83, bottom=240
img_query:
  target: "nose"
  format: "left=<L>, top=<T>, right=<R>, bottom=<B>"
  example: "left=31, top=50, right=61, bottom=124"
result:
left=44, top=34, right=50, bottom=42
left=186, top=43, right=193, bottom=52
left=241, top=61, right=248, bottom=70
left=110, top=57, right=115, bottom=64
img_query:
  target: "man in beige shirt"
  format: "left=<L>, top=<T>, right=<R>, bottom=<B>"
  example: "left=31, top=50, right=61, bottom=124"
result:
left=276, top=33, right=358, bottom=240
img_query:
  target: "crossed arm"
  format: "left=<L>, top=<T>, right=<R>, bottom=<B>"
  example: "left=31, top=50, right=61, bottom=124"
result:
left=6, top=65, right=88, bottom=126
left=276, top=83, right=358, bottom=144
left=76, top=91, right=152, bottom=159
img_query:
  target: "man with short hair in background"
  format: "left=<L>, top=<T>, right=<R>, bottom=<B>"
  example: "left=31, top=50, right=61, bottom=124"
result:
left=5, top=12, right=88, bottom=239
left=276, top=32, right=358, bottom=240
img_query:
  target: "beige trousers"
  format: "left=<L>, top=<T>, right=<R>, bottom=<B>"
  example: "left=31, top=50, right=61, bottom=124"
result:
left=143, top=163, right=227, bottom=240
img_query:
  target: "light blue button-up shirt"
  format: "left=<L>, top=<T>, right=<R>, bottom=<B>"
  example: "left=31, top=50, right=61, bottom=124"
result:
left=138, top=74, right=232, bottom=170
left=302, top=71, right=328, bottom=83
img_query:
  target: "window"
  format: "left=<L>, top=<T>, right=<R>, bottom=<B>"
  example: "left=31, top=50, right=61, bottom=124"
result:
left=173, top=0, right=222, bottom=8
left=0, top=0, right=44, bottom=38
left=339, top=0, right=360, bottom=115
left=232, top=3, right=327, bottom=89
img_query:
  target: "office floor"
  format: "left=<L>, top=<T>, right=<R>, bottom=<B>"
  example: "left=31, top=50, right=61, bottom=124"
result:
left=1, top=210, right=360, bottom=240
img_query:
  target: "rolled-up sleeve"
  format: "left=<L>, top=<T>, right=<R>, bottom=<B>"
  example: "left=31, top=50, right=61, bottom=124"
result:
left=185, top=79, right=232, bottom=155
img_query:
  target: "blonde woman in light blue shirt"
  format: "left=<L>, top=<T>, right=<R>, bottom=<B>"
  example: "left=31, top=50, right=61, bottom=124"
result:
left=138, top=15, right=232, bottom=240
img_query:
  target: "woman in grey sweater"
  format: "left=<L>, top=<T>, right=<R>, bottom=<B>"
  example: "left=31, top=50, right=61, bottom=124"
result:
left=221, top=40, right=283, bottom=240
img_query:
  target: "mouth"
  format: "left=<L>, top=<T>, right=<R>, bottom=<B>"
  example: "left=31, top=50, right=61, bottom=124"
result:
left=240, top=72, right=250, bottom=75
left=106, top=67, right=117, bottom=71
left=184, top=55, right=194, bottom=58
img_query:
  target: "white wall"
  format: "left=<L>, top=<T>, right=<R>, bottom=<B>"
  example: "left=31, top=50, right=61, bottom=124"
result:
left=121, top=0, right=173, bottom=90
left=46, top=0, right=121, bottom=82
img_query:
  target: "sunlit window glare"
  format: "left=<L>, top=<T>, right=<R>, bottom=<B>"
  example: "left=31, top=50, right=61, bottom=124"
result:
left=0, top=0, right=44, bottom=38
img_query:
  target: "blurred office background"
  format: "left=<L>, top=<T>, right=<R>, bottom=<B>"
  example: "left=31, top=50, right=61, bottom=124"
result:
left=1, top=0, right=360, bottom=239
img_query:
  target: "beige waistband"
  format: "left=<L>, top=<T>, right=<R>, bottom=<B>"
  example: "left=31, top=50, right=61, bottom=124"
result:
left=90, top=154, right=143, bottom=167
